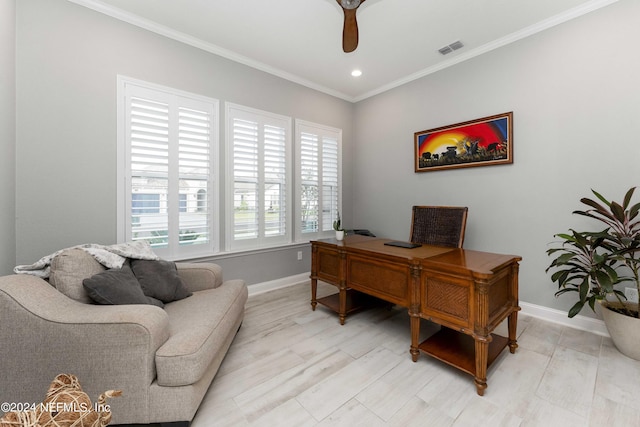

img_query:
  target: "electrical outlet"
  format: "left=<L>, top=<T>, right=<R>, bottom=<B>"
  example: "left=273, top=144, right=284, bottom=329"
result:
left=625, top=287, right=639, bottom=303
left=297, top=251, right=303, bottom=261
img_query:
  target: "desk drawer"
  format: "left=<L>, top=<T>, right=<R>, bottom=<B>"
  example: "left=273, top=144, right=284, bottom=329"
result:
left=346, top=254, right=410, bottom=306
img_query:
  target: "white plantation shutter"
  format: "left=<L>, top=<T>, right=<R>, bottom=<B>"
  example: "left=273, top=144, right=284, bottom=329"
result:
left=231, top=117, right=259, bottom=240
left=264, top=125, right=288, bottom=237
left=130, top=96, right=170, bottom=246
left=300, top=132, right=319, bottom=233
left=118, top=77, right=219, bottom=259
left=178, top=106, right=212, bottom=246
left=295, top=120, right=342, bottom=241
left=322, top=136, right=339, bottom=231
left=227, top=104, right=291, bottom=250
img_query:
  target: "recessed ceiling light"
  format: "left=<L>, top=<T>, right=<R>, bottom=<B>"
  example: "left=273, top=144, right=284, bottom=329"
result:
left=351, top=69, right=362, bottom=77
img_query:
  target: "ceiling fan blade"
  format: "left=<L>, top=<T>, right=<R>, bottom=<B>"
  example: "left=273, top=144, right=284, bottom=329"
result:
left=342, top=8, right=359, bottom=53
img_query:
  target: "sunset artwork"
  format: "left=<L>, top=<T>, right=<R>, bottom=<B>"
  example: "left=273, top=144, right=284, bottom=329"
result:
left=414, top=112, right=513, bottom=172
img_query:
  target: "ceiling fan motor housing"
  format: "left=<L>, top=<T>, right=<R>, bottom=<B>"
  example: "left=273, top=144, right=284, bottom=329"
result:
left=340, top=0, right=362, bottom=9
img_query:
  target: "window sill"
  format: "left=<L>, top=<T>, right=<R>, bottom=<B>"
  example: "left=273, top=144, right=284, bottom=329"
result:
left=175, top=241, right=311, bottom=263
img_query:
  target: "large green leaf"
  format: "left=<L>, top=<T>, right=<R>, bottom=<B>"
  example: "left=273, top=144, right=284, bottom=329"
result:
left=595, top=270, right=613, bottom=292
left=554, top=252, right=577, bottom=265
left=555, top=287, right=578, bottom=296
left=555, top=232, right=577, bottom=242
left=579, top=277, right=589, bottom=301
left=551, top=269, right=569, bottom=283
left=593, top=252, right=605, bottom=264
left=629, top=201, right=640, bottom=220
left=610, top=202, right=626, bottom=223
left=613, top=289, right=627, bottom=299
left=580, top=198, right=610, bottom=216
left=591, top=189, right=612, bottom=207
left=568, top=301, right=584, bottom=318
left=623, top=187, right=636, bottom=210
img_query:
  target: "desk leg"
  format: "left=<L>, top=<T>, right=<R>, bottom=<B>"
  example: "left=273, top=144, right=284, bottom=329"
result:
left=508, top=310, right=518, bottom=354
left=410, top=312, right=420, bottom=362
left=310, top=278, right=317, bottom=311
left=338, top=285, right=347, bottom=325
left=409, top=264, right=422, bottom=362
left=474, top=336, right=490, bottom=396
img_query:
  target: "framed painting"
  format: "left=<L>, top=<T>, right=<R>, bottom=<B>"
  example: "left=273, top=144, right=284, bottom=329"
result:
left=414, top=112, right=513, bottom=172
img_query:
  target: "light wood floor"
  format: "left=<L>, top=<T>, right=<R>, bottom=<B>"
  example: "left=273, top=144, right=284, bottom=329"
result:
left=191, top=282, right=640, bottom=426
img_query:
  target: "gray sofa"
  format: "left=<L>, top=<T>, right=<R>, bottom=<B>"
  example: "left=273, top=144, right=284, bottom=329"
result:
left=0, top=249, right=247, bottom=426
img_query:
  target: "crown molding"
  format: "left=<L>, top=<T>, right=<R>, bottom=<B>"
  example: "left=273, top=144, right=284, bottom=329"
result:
left=352, top=0, right=619, bottom=102
left=67, top=0, right=355, bottom=102
left=69, top=0, right=617, bottom=104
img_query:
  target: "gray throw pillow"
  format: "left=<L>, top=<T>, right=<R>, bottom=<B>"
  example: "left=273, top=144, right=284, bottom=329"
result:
left=83, top=267, right=164, bottom=307
left=130, top=259, right=192, bottom=303
left=50, top=249, right=106, bottom=303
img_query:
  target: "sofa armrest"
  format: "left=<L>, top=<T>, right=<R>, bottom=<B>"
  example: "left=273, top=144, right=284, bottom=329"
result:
left=0, top=274, right=169, bottom=339
left=0, top=274, right=170, bottom=422
left=176, top=262, right=223, bottom=292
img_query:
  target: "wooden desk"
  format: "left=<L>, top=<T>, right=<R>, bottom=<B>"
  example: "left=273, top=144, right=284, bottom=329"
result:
left=310, top=235, right=452, bottom=322
left=310, top=235, right=521, bottom=395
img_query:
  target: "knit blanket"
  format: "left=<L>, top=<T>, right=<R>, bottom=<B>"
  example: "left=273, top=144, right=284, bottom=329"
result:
left=13, top=241, right=160, bottom=279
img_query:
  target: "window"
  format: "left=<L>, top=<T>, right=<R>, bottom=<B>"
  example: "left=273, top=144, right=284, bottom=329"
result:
left=117, top=76, right=219, bottom=259
left=118, top=79, right=341, bottom=258
left=226, top=104, right=291, bottom=251
left=295, top=120, right=341, bottom=241
left=132, top=193, right=160, bottom=214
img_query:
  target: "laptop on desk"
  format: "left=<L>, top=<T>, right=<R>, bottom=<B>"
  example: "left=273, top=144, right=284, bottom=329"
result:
left=384, top=241, right=422, bottom=249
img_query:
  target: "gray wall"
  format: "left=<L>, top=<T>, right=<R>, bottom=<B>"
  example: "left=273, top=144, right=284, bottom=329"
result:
left=0, top=0, right=16, bottom=276
left=14, top=0, right=354, bottom=283
left=10, top=0, right=640, bottom=312
left=352, top=0, right=640, bottom=316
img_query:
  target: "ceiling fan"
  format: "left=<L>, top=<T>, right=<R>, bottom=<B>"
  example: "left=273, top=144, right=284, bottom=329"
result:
left=336, top=0, right=366, bottom=53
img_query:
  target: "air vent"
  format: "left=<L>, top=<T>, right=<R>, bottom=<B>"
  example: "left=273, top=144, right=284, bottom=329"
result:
left=438, top=40, right=464, bottom=55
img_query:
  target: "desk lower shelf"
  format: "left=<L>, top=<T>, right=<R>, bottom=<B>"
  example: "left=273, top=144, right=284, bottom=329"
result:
left=418, top=327, right=509, bottom=377
left=316, top=289, right=389, bottom=315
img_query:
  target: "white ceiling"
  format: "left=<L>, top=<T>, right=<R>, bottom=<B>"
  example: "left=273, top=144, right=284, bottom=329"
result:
left=70, top=0, right=617, bottom=102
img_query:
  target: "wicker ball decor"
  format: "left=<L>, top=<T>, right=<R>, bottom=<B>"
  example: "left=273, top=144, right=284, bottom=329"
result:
left=0, top=374, right=122, bottom=427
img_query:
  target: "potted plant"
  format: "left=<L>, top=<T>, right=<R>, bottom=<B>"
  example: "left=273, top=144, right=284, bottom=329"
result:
left=546, top=187, right=640, bottom=359
left=333, top=212, right=345, bottom=241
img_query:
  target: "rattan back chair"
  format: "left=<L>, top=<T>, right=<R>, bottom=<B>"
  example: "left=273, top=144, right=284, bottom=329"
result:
left=410, top=205, right=468, bottom=248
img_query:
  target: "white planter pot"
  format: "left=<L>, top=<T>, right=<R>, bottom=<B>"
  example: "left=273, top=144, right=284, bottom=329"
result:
left=600, top=301, right=640, bottom=361
left=335, top=230, right=345, bottom=241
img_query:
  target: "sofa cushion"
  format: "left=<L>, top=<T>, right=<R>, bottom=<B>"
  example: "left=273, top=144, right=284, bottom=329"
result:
left=155, top=279, right=247, bottom=387
left=49, top=249, right=106, bottom=303
left=83, top=266, right=164, bottom=307
left=130, top=259, right=192, bottom=303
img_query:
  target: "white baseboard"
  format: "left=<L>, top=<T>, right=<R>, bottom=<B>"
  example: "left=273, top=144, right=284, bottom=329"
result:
left=247, top=272, right=611, bottom=338
left=519, top=301, right=609, bottom=337
left=247, top=272, right=310, bottom=296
